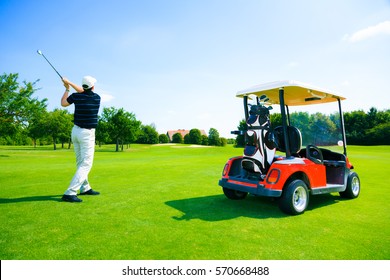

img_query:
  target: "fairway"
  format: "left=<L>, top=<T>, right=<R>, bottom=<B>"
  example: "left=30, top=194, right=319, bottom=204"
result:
left=0, top=144, right=389, bottom=260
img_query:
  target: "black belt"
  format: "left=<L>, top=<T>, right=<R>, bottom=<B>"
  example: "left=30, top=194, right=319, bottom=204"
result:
left=75, top=125, right=94, bottom=130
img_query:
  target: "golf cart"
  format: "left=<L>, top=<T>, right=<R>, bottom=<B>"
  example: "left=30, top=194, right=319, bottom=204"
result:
left=219, top=80, right=360, bottom=215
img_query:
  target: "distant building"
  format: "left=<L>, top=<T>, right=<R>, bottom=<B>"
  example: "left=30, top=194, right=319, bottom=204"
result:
left=166, top=129, right=207, bottom=142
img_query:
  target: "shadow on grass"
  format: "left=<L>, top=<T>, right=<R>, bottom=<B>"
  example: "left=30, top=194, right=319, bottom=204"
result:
left=0, top=195, right=62, bottom=204
left=308, top=193, right=342, bottom=211
left=166, top=194, right=285, bottom=221
left=166, top=193, right=341, bottom=221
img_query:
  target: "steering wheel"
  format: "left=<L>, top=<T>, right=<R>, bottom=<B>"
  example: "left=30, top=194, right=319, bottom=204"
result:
left=306, top=145, right=323, bottom=164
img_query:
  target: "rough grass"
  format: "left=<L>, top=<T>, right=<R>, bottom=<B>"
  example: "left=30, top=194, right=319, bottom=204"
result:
left=0, top=144, right=389, bottom=260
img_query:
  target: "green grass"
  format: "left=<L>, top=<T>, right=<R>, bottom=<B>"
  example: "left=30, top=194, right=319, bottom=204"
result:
left=0, top=144, right=389, bottom=260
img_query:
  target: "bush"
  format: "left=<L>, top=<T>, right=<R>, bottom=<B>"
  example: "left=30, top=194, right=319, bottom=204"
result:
left=365, top=123, right=390, bottom=145
left=184, top=134, right=190, bottom=144
left=172, top=133, right=183, bottom=143
left=219, top=137, right=227, bottom=147
left=201, top=135, right=208, bottom=145
left=189, top=129, right=202, bottom=144
left=159, top=134, right=169, bottom=143
left=136, top=125, right=159, bottom=144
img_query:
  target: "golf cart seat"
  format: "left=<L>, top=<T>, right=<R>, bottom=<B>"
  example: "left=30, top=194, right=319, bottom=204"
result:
left=272, top=126, right=302, bottom=154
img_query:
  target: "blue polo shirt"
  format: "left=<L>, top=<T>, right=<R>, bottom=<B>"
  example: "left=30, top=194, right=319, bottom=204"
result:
left=67, top=90, right=101, bottom=129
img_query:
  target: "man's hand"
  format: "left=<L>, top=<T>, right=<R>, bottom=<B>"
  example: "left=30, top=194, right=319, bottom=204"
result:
left=62, top=77, right=70, bottom=90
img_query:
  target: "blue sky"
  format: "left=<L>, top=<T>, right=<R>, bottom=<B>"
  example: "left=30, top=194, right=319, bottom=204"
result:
left=1, top=0, right=389, bottom=137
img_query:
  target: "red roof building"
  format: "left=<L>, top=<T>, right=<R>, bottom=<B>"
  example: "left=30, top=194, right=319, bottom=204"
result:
left=166, top=129, right=207, bottom=142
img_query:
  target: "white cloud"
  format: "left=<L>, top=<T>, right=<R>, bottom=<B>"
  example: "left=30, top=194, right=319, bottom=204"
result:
left=343, top=21, right=390, bottom=43
left=100, top=92, right=115, bottom=103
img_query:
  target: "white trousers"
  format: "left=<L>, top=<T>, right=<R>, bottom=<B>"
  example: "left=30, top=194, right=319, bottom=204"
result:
left=64, top=125, right=95, bottom=195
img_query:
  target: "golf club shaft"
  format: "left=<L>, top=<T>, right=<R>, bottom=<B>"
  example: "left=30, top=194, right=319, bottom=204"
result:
left=38, top=51, right=63, bottom=79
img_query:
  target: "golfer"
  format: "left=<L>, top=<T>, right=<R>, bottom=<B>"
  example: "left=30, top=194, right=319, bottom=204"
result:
left=61, top=76, right=101, bottom=202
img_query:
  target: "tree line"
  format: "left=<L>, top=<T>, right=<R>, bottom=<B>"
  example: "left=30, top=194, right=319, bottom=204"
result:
left=235, top=108, right=390, bottom=147
left=168, top=128, right=228, bottom=146
left=0, top=73, right=227, bottom=151
left=2, top=73, right=388, bottom=149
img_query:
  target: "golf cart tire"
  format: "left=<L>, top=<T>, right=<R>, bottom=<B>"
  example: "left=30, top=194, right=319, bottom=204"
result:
left=279, top=179, right=309, bottom=215
left=223, top=188, right=248, bottom=200
left=340, top=172, right=360, bottom=199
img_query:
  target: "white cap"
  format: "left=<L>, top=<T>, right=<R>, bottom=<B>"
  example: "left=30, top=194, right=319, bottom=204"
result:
left=82, top=75, right=97, bottom=89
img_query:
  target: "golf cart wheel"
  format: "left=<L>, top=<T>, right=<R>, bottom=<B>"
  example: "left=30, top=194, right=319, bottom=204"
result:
left=340, top=172, right=360, bottom=199
left=279, top=179, right=309, bottom=215
left=223, top=188, right=248, bottom=200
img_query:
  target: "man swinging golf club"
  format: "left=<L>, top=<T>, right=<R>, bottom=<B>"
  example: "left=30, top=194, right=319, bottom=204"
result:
left=61, top=76, right=101, bottom=202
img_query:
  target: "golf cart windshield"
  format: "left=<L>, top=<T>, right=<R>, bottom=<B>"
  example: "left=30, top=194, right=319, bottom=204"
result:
left=238, top=80, right=347, bottom=155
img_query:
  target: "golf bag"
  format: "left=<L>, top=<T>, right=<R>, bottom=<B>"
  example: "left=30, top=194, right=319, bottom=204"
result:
left=242, top=104, right=276, bottom=175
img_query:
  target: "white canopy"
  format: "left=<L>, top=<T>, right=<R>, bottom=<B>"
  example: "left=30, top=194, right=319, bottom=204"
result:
left=236, top=80, right=345, bottom=106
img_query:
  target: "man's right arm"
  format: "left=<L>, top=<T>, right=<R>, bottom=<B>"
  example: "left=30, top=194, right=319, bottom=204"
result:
left=61, top=79, right=71, bottom=107
left=62, top=77, right=84, bottom=93
left=61, top=88, right=70, bottom=107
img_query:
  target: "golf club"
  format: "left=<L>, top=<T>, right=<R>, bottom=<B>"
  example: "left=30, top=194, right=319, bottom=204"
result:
left=37, top=50, right=63, bottom=79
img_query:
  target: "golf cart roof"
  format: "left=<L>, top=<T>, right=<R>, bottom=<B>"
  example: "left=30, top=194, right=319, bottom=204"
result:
left=236, top=80, right=345, bottom=106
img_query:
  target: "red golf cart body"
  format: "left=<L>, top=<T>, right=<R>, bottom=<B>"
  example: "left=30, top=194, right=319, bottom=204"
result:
left=219, top=81, right=360, bottom=215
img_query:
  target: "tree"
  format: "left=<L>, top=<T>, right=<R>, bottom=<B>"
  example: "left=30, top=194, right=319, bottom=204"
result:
left=308, top=113, right=337, bottom=145
left=201, top=135, right=208, bottom=145
left=345, top=110, right=369, bottom=145
left=366, top=107, right=378, bottom=128
left=289, top=112, right=310, bottom=144
left=344, top=108, right=390, bottom=145
left=137, top=124, right=159, bottom=144
left=96, top=117, right=111, bottom=147
left=99, top=107, right=141, bottom=151
left=59, top=112, right=74, bottom=148
left=172, top=132, right=183, bottom=143
left=219, top=137, right=227, bottom=146
left=0, top=73, right=47, bottom=139
left=270, top=113, right=282, bottom=128
left=159, top=134, right=169, bottom=143
left=27, top=108, right=48, bottom=147
left=42, top=109, right=73, bottom=150
left=234, top=119, right=247, bottom=147
left=183, top=133, right=191, bottom=144
left=208, top=128, right=220, bottom=146
left=227, top=138, right=235, bottom=144
left=365, top=122, right=390, bottom=145
left=375, top=109, right=390, bottom=125
left=189, top=128, right=202, bottom=145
